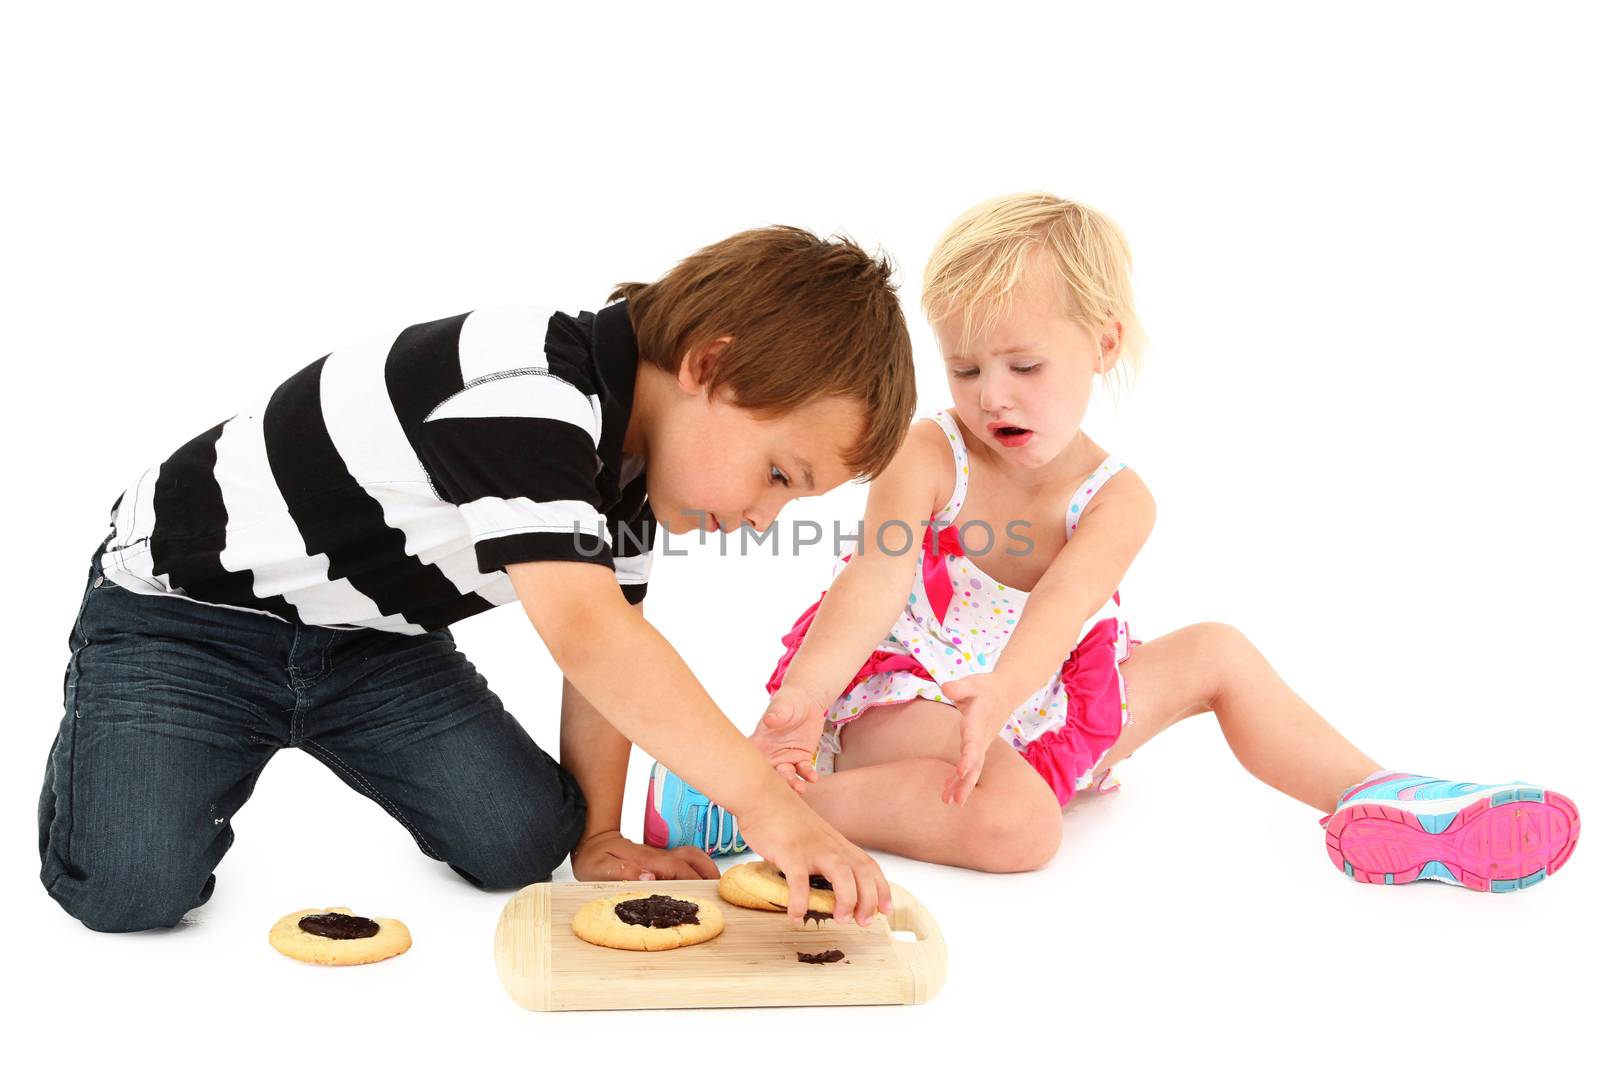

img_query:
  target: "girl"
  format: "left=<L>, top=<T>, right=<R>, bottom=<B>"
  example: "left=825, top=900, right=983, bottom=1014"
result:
left=644, top=194, right=1580, bottom=893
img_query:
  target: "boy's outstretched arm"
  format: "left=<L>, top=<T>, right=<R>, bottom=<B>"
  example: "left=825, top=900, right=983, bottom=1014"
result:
left=558, top=603, right=721, bottom=881
left=508, top=560, right=892, bottom=924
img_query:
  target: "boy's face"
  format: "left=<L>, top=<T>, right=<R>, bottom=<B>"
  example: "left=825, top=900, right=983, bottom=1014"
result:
left=642, top=352, right=865, bottom=535
left=934, top=257, right=1119, bottom=471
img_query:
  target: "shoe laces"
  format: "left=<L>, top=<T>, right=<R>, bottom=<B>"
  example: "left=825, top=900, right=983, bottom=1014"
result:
left=702, top=802, right=745, bottom=853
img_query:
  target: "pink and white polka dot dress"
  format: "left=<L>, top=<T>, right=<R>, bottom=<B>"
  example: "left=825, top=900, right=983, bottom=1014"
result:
left=767, top=409, right=1137, bottom=805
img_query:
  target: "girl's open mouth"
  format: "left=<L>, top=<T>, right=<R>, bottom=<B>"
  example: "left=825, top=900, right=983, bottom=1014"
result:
left=987, top=422, right=1034, bottom=448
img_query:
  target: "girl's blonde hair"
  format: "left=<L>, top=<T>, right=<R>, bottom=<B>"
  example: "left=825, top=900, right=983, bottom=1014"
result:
left=922, top=193, right=1147, bottom=395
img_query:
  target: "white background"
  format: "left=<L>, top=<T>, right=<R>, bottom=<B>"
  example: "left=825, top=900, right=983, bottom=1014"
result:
left=4, top=1, right=1596, bottom=1061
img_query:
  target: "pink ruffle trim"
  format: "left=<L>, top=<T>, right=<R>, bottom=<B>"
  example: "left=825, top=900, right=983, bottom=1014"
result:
left=766, top=589, right=935, bottom=699
left=770, top=599, right=1128, bottom=806
left=1019, top=617, right=1125, bottom=805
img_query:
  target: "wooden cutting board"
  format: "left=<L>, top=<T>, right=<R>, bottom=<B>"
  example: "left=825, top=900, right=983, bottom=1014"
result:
left=494, top=878, right=946, bottom=1011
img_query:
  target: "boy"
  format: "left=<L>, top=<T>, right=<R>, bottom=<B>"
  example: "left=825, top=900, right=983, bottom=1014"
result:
left=40, top=225, right=914, bottom=931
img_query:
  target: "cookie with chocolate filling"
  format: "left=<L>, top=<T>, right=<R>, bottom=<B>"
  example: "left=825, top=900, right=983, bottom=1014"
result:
left=717, top=860, right=839, bottom=917
left=268, top=906, right=412, bottom=966
left=571, top=892, right=725, bottom=951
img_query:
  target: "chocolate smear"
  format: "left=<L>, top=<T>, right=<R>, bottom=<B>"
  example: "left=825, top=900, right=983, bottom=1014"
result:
left=298, top=912, right=380, bottom=940
left=776, top=869, right=835, bottom=892
left=614, top=894, right=700, bottom=928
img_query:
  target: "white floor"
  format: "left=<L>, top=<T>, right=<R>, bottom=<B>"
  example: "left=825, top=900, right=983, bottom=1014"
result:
left=12, top=469, right=1599, bottom=1063
left=8, top=7, right=1598, bottom=1059
left=11, top=706, right=1593, bottom=1063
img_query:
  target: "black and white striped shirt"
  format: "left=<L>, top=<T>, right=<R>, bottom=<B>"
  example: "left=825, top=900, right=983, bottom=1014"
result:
left=97, top=301, right=655, bottom=635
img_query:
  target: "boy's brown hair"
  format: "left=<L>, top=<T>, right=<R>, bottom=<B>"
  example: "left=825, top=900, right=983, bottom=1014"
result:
left=610, top=226, right=915, bottom=480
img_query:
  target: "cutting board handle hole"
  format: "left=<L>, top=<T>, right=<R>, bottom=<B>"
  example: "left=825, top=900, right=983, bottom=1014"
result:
left=892, top=929, right=921, bottom=942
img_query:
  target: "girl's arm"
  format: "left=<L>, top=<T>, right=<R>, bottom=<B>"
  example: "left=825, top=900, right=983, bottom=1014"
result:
left=764, top=419, right=948, bottom=712
left=942, top=468, right=1156, bottom=804
left=750, top=420, right=948, bottom=788
left=986, top=466, right=1156, bottom=711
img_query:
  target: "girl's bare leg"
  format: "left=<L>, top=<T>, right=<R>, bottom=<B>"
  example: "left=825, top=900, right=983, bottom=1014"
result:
left=799, top=699, right=1063, bottom=872
left=799, top=620, right=1374, bottom=869
left=1096, top=622, right=1381, bottom=813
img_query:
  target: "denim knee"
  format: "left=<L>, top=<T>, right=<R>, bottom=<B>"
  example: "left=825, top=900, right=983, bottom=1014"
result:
left=45, top=860, right=216, bottom=934
left=448, top=772, right=587, bottom=890
left=38, top=729, right=218, bottom=933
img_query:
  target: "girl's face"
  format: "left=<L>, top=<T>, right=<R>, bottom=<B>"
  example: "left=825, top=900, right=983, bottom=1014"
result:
left=934, top=260, right=1119, bottom=472
left=639, top=351, right=865, bottom=536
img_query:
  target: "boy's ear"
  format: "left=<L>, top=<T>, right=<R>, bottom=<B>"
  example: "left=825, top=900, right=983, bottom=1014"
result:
left=1096, top=320, right=1124, bottom=375
left=677, top=335, right=734, bottom=394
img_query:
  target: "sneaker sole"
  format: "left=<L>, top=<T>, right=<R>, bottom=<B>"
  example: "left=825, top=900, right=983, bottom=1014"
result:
left=1324, top=789, right=1580, bottom=892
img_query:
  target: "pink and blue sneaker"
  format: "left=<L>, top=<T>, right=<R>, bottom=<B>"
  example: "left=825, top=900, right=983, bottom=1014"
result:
left=1322, top=772, right=1580, bottom=891
left=642, top=762, right=750, bottom=857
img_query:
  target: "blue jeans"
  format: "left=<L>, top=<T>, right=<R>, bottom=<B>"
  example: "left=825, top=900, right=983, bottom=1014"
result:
left=38, top=541, right=586, bottom=932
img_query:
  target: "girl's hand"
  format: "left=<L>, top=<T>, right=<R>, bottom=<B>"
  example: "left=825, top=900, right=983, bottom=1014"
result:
left=938, top=674, right=1013, bottom=806
left=748, top=686, right=828, bottom=794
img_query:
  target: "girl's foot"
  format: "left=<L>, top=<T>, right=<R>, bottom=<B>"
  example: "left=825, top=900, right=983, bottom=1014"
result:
left=641, top=762, right=750, bottom=857
left=1322, top=773, right=1579, bottom=891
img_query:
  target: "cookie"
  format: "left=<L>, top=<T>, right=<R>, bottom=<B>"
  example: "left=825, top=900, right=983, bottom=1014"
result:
left=717, top=860, right=838, bottom=916
left=571, top=892, right=725, bottom=951
left=268, top=906, right=411, bottom=966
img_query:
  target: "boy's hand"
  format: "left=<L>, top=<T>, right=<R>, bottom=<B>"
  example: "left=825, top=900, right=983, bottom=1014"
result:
left=938, top=674, right=1013, bottom=806
left=571, top=830, right=720, bottom=882
left=736, top=789, right=893, bottom=926
left=748, top=686, right=829, bottom=794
